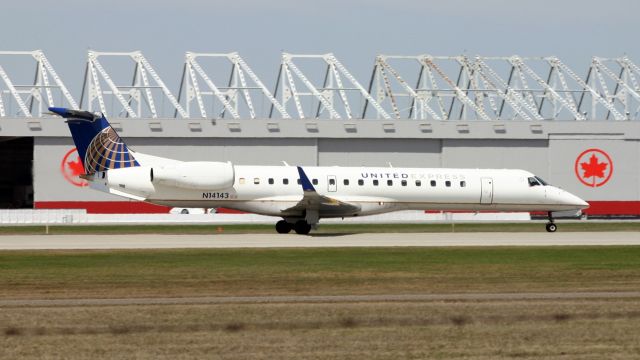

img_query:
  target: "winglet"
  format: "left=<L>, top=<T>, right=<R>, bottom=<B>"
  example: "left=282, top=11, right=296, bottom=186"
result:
left=49, top=107, right=99, bottom=121
left=296, top=166, right=316, bottom=192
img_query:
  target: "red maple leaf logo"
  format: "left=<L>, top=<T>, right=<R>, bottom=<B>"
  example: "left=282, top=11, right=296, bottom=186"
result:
left=67, top=157, right=85, bottom=176
left=575, top=148, right=613, bottom=188
left=580, top=154, right=607, bottom=179
left=61, top=148, right=88, bottom=187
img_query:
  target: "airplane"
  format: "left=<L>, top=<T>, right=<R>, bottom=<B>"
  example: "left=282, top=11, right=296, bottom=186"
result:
left=49, top=107, right=589, bottom=234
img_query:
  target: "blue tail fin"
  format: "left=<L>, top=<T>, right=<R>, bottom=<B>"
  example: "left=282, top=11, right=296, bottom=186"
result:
left=49, top=107, right=140, bottom=174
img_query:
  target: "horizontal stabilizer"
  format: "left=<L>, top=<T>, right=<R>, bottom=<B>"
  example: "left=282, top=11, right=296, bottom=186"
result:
left=108, top=188, right=147, bottom=202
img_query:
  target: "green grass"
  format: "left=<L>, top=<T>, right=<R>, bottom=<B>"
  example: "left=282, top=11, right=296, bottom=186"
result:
left=3, top=246, right=640, bottom=358
left=1, top=221, right=640, bottom=235
left=1, top=246, right=640, bottom=299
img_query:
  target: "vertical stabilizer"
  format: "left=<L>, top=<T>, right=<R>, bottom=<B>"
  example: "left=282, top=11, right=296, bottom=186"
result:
left=49, top=107, right=139, bottom=174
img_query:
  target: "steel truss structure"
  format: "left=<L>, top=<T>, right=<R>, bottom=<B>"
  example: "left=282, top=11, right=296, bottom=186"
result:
left=366, top=55, right=640, bottom=121
left=80, top=51, right=186, bottom=118
left=273, top=53, right=389, bottom=120
left=0, top=51, right=77, bottom=117
left=177, top=52, right=288, bottom=119
left=1, top=50, right=639, bottom=120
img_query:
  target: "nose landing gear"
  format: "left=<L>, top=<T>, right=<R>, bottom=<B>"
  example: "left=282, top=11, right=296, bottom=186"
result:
left=545, top=212, right=557, bottom=232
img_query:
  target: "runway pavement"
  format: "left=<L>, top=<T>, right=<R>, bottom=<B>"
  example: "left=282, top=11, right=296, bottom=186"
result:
left=0, top=231, right=638, bottom=250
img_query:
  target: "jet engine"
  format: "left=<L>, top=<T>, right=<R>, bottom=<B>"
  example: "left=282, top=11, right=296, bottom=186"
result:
left=104, top=166, right=155, bottom=196
left=151, top=161, right=235, bottom=190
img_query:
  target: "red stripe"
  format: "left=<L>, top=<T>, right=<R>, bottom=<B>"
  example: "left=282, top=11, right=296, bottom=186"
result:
left=428, top=202, right=640, bottom=216
left=425, top=210, right=519, bottom=214
left=582, top=201, right=640, bottom=216
left=34, top=201, right=640, bottom=216
left=216, top=208, right=246, bottom=214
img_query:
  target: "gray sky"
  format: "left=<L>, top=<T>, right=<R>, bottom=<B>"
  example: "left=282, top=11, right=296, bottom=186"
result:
left=2, top=0, right=638, bottom=102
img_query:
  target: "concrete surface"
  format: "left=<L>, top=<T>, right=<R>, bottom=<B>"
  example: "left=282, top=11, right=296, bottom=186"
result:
left=0, top=231, right=638, bottom=250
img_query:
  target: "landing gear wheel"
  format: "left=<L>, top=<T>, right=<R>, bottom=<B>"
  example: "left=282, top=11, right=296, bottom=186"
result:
left=545, top=223, right=557, bottom=233
left=294, top=220, right=312, bottom=235
left=545, top=211, right=557, bottom=233
left=275, top=220, right=292, bottom=234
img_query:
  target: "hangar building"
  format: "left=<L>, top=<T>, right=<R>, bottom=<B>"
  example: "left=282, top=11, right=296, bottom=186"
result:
left=0, top=51, right=638, bottom=215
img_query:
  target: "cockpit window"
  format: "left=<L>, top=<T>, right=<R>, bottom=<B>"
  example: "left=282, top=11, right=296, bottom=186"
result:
left=528, top=176, right=550, bottom=187
left=534, top=176, right=549, bottom=186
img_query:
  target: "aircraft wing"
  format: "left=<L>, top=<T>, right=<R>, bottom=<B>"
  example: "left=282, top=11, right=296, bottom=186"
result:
left=281, top=167, right=360, bottom=218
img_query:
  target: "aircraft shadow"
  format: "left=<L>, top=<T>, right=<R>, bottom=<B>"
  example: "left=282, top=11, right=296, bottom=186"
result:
left=307, top=233, right=354, bottom=237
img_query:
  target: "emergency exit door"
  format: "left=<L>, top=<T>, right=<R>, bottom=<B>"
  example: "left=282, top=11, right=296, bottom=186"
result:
left=480, top=177, right=493, bottom=204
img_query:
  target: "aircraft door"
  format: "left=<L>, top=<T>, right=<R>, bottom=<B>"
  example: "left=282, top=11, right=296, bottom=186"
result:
left=480, top=177, right=493, bottom=204
left=328, top=175, right=337, bottom=192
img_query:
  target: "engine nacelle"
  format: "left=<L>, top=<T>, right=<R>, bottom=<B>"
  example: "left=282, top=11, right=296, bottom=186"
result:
left=152, top=161, right=235, bottom=190
left=105, top=166, right=155, bottom=196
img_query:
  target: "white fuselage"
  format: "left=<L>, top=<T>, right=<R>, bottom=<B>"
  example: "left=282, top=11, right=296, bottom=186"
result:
left=92, top=153, right=589, bottom=221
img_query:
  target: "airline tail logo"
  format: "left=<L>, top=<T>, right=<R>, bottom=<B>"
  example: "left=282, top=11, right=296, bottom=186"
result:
left=574, top=148, right=613, bottom=187
left=61, top=148, right=88, bottom=187
left=49, top=106, right=140, bottom=175
left=84, top=127, right=140, bottom=174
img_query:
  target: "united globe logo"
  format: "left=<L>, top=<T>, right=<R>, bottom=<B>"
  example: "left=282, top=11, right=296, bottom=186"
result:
left=84, top=127, right=139, bottom=174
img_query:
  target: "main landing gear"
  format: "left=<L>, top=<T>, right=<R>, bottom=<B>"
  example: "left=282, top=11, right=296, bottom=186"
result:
left=545, top=211, right=557, bottom=233
left=275, top=220, right=291, bottom=234
left=275, top=220, right=312, bottom=235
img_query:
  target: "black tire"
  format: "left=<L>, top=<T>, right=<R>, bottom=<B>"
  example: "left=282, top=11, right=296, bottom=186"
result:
left=180, top=209, right=189, bottom=214
left=546, top=223, right=557, bottom=232
left=294, top=220, right=312, bottom=235
left=275, top=220, right=292, bottom=234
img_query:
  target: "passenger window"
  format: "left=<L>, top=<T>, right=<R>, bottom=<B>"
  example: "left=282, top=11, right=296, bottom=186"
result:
left=343, top=179, right=349, bottom=185
left=430, top=180, right=436, bottom=187
left=312, top=179, right=318, bottom=185
left=268, top=178, right=274, bottom=185
left=401, top=180, right=407, bottom=186
left=329, top=178, right=336, bottom=185
left=460, top=181, right=466, bottom=187
left=387, top=180, right=393, bottom=186
left=239, top=178, right=246, bottom=185
left=254, top=178, right=260, bottom=184
left=445, top=181, right=451, bottom=187
left=283, top=178, right=289, bottom=185
left=373, top=179, right=379, bottom=186
left=415, top=180, right=421, bottom=186
left=358, top=179, right=364, bottom=186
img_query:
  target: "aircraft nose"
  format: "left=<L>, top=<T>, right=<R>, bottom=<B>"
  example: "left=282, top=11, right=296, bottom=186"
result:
left=562, top=190, right=589, bottom=209
left=546, top=187, right=589, bottom=209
